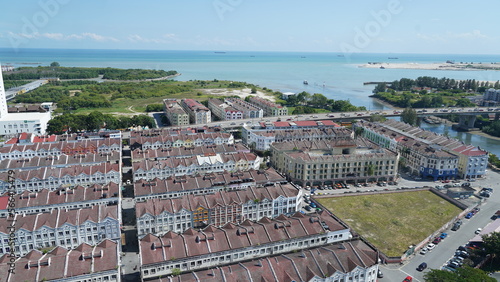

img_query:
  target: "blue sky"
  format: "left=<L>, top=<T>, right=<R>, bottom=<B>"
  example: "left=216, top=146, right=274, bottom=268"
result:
left=1, top=0, right=499, bottom=54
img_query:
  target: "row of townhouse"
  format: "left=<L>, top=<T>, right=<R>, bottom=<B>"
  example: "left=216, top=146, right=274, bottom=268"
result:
left=132, top=153, right=261, bottom=181
left=207, top=98, right=243, bottom=120
left=0, top=151, right=120, bottom=172
left=163, top=99, right=190, bottom=126
left=162, top=239, right=379, bottom=282
left=225, top=98, right=264, bottom=119
left=355, top=119, right=487, bottom=179
left=0, top=183, right=120, bottom=217
left=133, top=168, right=286, bottom=201
left=0, top=205, right=120, bottom=257
left=248, top=96, right=288, bottom=116
left=5, top=130, right=121, bottom=145
left=135, top=183, right=301, bottom=237
left=483, top=88, right=500, bottom=105
left=139, top=211, right=352, bottom=279
left=130, top=131, right=234, bottom=150
left=131, top=143, right=249, bottom=162
left=0, top=240, right=120, bottom=282
left=0, top=138, right=121, bottom=160
left=270, top=138, right=399, bottom=186
left=0, top=163, right=121, bottom=194
left=208, top=98, right=264, bottom=120
left=180, top=99, right=212, bottom=124
left=243, top=124, right=348, bottom=151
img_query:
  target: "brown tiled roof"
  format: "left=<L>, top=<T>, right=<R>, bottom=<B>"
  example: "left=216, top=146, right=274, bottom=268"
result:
left=0, top=151, right=120, bottom=171
left=140, top=212, right=346, bottom=266
left=2, top=239, right=118, bottom=281
left=134, top=168, right=285, bottom=197
left=173, top=239, right=378, bottom=282
left=131, top=143, right=249, bottom=161
left=0, top=205, right=118, bottom=234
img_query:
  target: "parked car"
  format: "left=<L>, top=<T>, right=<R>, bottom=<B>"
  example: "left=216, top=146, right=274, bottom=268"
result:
left=309, top=202, right=317, bottom=208
left=465, top=212, right=474, bottom=219
left=448, top=261, right=460, bottom=269
left=432, top=237, right=442, bottom=244
left=419, top=247, right=429, bottom=255
left=403, top=276, right=413, bottom=282
left=440, top=232, right=448, bottom=239
left=475, top=228, right=482, bottom=234
left=455, top=250, right=469, bottom=258
left=417, top=262, right=427, bottom=271
left=304, top=205, right=312, bottom=211
left=427, top=243, right=436, bottom=250
left=451, top=223, right=461, bottom=231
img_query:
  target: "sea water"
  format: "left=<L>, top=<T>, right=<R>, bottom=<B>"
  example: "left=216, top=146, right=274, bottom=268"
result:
left=2, top=48, right=500, bottom=154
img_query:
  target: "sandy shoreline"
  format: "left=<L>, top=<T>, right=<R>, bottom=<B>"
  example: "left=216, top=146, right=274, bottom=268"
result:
left=358, top=62, right=500, bottom=72
left=200, top=88, right=277, bottom=102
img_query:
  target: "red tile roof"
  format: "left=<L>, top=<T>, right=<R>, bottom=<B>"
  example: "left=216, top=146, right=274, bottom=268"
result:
left=294, top=121, right=318, bottom=127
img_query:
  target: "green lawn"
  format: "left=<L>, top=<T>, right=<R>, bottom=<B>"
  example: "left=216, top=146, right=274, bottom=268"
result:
left=317, top=191, right=462, bottom=257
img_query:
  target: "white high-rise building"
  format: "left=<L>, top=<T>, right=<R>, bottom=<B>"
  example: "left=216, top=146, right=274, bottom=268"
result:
left=0, top=63, right=51, bottom=136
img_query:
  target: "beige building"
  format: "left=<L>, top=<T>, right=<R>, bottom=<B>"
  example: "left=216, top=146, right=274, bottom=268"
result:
left=248, top=96, right=288, bottom=116
left=163, top=99, right=189, bottom=126
left=270, top=138, right=399, bottom=186
left=181, top=99, right=211, bottom=124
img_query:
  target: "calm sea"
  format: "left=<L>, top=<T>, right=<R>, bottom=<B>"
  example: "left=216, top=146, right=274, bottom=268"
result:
left=3, top=48, right=500, bottom=110
left=2, top=48, right=500, bottom=154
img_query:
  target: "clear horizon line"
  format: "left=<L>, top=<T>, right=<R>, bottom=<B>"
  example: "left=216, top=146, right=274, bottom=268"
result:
left=0, top=47, right=499, bottom=56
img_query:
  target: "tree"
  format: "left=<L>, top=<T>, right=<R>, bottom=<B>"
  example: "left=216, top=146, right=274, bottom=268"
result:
left=250, top=87, right=257, bottom=94
left=369, top=114, right=387, bottom=123
left=373, top=83, right=387, bottom=94
left=310, top=93, right=328, bottom=107
left=483, top=232, right=500, bottom=258
left=401, top=108, right=418, bottom=126
left=424, top=266, right=495, bottom=282
left=50, top=62, right=60, bottom=67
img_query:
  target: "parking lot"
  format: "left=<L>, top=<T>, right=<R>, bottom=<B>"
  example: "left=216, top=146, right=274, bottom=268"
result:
left=298, top=171, right=500, bottom=281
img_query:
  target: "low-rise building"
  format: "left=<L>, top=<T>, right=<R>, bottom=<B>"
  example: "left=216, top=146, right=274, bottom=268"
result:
left=0, top=151, right=120, bottom=171
left=0, top=240, right=121, bottom=282
left=243, top=121, right=345, bottom=151
left=270, top=138, right=399, bottom=186
left=181, top=99, right=211, bottom=124
left=139, top=211, right=351, bottom=279
left=130, top=130, right=233, bottom=150
left=224, top=98, right=263, bottom=119
left=131, top=143, right=249, bottom=162
left=0, top=138, right=121, bottom=160
left=133, top=153, right=261, bottom=181
left=0, top=183, right=120, bottom=217
left=248, top=96, right=288, bottom=116
left=133, top=168, right=286, bottom=201
left=163, top=99, right=189, bottom=126
left=173, top=239, right=379, bottom=282
left=356, top=119, right=484, bottom=180
left=207, top=98, right=243, bottom=120
left=0, top=205, right=120, bottom=257
left=0, top=163, right=121, bottom=194
left=136, top=183, right=300, bottom=237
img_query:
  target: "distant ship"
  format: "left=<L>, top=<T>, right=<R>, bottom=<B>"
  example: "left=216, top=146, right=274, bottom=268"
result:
left=380, top=66, right=386, bottom=69
left=214, top=51, right=226, bottom=54
left=388, top=57, right=399, bottom=59
left=301, top=56, right=306, bottom=58
left=303, top=80, right=309, bottom=85
left=337, top=54, right=345, bottom=57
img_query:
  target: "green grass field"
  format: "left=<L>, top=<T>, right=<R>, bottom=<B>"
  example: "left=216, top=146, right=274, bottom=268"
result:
left=316, top=191, right=462, bottom=257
